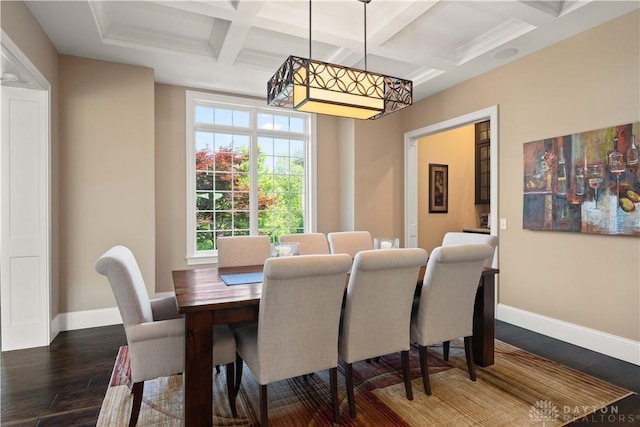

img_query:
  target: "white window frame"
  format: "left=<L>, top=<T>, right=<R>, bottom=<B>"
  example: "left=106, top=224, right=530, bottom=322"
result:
left=185, top=90, right=317, bottom=265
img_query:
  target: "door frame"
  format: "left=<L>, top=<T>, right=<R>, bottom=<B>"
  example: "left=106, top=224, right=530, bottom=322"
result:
left=1, top=30, right=53, bottom=350
left=403, top=105, right=499, bottom=250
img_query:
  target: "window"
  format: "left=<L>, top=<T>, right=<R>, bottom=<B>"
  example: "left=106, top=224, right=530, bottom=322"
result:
left=186, top=91, right=316, bottom=264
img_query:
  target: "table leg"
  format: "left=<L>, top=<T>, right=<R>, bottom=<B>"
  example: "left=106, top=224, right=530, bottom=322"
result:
left=184, top=311, right=213, bottom=426
left=473, top=273, right=496, bottom=367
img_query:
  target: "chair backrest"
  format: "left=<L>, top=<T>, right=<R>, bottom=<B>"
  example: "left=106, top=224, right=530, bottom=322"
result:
left=279, top=233, right=330, bottom=254
left=257, top=254, right=352, bottom=383
left=412, top=244, right=494, bottom=346
left=217, top=235, right=272, bottom=268
left=327, top=231, right=373, bottom=258
left=95, top=245, right=153, bottom=326
left=340, top=248, right=428, bottom=363
left=441, top=232, right=498, bottom=268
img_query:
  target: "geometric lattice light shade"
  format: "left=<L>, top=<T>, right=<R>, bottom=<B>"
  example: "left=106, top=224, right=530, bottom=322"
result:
left=268, top=55, right=412, bottom=120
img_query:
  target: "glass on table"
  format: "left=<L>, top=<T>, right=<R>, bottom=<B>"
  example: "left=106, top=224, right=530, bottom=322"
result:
left=271, top=242, right=300, bottom=257
left=374, top=238, right=400, bottom=250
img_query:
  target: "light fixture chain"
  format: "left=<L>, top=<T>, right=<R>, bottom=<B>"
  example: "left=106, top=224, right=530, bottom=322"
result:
left=309, top=0, right=312, bottom=60
left=364, top=0, right=367, bottom=71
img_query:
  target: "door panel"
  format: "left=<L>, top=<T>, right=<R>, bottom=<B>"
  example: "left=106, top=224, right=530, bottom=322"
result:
left=1, top=86, right=50, bottom=350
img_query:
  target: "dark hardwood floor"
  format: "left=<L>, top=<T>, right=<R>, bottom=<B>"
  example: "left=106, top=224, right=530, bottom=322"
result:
left=1, top=321, right=638, bottom=426
left=496, top=322, right=640, bottom=426
left=1, top=325, right=126, bottom=426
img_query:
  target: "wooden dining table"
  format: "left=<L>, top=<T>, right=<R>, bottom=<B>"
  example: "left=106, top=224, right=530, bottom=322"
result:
left=172, top=264, right=499, bottom=426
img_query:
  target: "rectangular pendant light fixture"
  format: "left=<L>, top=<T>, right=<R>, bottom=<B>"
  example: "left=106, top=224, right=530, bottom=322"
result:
left=267, top=1, right=412, bottom=120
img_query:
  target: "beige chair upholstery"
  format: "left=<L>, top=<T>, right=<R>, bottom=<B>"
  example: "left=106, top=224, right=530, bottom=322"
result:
left=339, top=248, right=428, bottom=418
left=410, top=243, right=494, bottom=395
left=233, top=254, right=352, bottom=426
left=327, top=231, right=373, bottom=258
left=442, top=232, right=498, bottom=268
left=279, top=232, right=330, bottom=254
left=95, top=245, right=238, bottom=426
left=217, top=235, right=271, bottom=268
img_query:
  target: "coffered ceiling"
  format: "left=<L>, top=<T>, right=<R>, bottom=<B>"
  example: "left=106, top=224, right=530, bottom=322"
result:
left=12, top=1, right=640, bottom=101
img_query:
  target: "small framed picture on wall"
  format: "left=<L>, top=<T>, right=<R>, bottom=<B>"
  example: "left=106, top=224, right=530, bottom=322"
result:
left=429, top=163, right=448, bottom=213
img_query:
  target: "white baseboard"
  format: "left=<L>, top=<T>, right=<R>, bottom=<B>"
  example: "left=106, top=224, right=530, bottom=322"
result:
left=497, top=303, right=640, bottom=365
left=155, top=291, right=176, bottom=298
left=54, top=307, right=122, bottom=331
left=52, top=295, right=175, bottom=333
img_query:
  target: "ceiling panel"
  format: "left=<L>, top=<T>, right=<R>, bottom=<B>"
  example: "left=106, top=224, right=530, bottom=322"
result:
left=22, top=0, right=639, bottom=102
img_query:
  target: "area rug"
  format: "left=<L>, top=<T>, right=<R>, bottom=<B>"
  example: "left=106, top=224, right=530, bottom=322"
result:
left=96, top=340, right=633, bottom=426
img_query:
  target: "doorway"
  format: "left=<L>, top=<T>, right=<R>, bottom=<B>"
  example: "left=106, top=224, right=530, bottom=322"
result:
left=403, top=105, right=498, bottom=255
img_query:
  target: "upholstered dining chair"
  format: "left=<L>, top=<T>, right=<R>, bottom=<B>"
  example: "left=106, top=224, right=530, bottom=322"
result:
left=440, top=232, right=498, bottom=360
left=279, top=232, right=330, bottom=254
left=339, top=248, right=429, bottom=418
left=410, top=243, right=495, bottom=396
left=441, top=231, right=498, bottom=268
left=95, top=245, right=238, bottom=426
left=217, top=235, right=271, bottom=268
left=233, top=254, right=352, bottom=427
left=327, top=231, right=373, bottom=258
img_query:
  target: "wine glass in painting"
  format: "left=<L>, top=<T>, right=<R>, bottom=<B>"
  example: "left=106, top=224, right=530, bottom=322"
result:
left=608, top=137, right=626, bottom=200
left=587, top=164, right=605, bottom=208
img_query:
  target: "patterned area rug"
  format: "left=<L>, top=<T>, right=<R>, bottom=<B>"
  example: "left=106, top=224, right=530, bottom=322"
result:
left=97, top=340, right=633, bottom=426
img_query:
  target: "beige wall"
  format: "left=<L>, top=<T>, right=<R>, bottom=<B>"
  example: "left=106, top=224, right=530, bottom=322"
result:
left=315, top=115, right=342, bottom=234
left=390, top=10, right=638, bottom=341
left=418, top=125, right=479, bottom=252
left=154, top=84, right=188, bottom=293
left=3, top=1, right=638, bottom=345
left=1, top=0, right=60, bottom=316
left=58, top=55, right=156, bottom=311
left=353, top=112, right=406, bottom=242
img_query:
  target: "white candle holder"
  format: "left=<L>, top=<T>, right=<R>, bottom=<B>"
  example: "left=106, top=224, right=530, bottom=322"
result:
left=271, top=242, right=300, bottom=257
left=374, top=238, right=400, bottom=249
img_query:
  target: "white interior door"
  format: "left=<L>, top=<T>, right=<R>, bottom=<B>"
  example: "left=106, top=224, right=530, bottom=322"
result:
left=1, top=86, right=51, bottom=351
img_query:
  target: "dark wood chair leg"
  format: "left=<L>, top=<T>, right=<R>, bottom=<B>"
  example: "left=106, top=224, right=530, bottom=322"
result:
left=260, top=384, right=268, bottom=427
left=401, top=350, right=413, bottom=400
left=234, top=353, right=244, bottom=397
left=330, top=367, right=339, bottom=423
left=464, top=336, right=476, bottom=381
left=345, top=362, right=357, bottom=418
left=418, top=345, right=431, bottom=395
left=129, top=381, right=144, bottom=427
left=443, top=340, right=450, bottom=361
left=225, top=362, right=237, bottom=417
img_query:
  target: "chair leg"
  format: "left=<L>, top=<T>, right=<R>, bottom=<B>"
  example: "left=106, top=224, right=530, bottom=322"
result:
left=225, top=362, right=237, bottom=417
left=129, top=381, right=144, bottom=427
left=418, top=345, right=431, bottom=395
left=345, top=362, right=357, bottom=418
left=234, top=353, right=244, bottom=397
left=464, top=336, right=476, bottom=381
left=330, top=367, right=339, bottom=424
left=443, top=340, right=450, bottom=361
left=401, top=350, right=413, bottom=401
left=260, top=384, right=268, bottom=427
